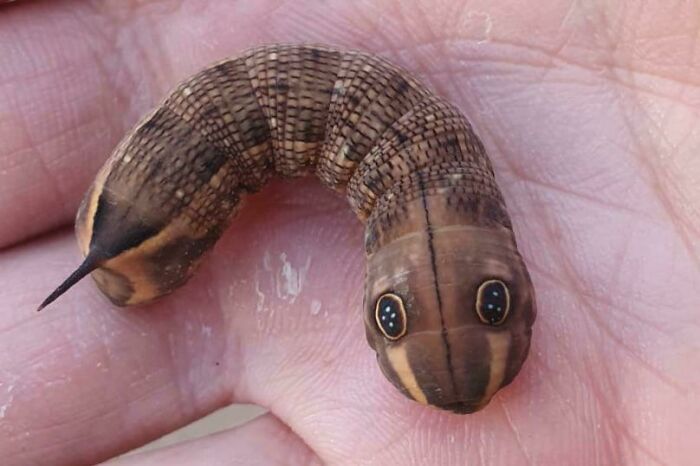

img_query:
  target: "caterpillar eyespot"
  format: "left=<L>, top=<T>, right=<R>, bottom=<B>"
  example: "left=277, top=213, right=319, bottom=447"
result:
left=38, top=44, right=536, bottom=414
left=375, top=293, right=408, bottom=340
left=475, top=279, right=511, bottom=325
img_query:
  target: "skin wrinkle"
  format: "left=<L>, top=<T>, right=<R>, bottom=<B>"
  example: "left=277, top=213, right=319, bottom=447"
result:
left=366, top=34, right=622, bottom=80
left=619, top=2, right=700, bottom=84
left=72, top=9, right=138, bottom=143
left=242, top=414, right=323, bottom=466
left=499, top=403, right=535, bottom=466
left=353, top=406, right=434, bottom=465
left=497, top=151, right=646, bottom=217
left=402, top=0, right=453, bottom=77
left=121, top=412, right=327, bottom=466
left=166, top=324, right=200, bottom=420
left=16, top=105, right=67, bottom=225
left=526, top=214, right=675, bottom=466
left=636, top=145, right=700, bottom=272
left=90, top=0, right=187, bottom=23
left=527, top=259, right=681, bottom=337
left=8, top=75, right=76, bottom=223
left=1, top=16, right=66, bottom=82
left=345, top=2, right=440, bottom=91
left=578, top=282, right=686, bottom=393
left=523, top=160, right=687, bottom=391
left=655, top=168, right=700, bottom=239
left=7, top=370, right=162, bottom=440
left=243, top=385, right=325, bottom=463
left=578, top=356, right=624, bottom=465
left=606, top=55, right=700, bottom=273
left=524, top=346, right=581, bottom=417
left=613, top=62, right=700, bottom=105
left=593, top=2, right=700, bottom=249
left=120, top=18, right=176, bottom=109
left=487, top=34, right=700, bottom=86
left=91, top=282, right=230, bottom=458
left=580, top=346, right=669, bottom=466
left=156, top=339, right=228, bottom=447
left=523, top=320, right=617, bottom=462
left=621, top=119, right=700, bottom=259
left=32, top=331, right=177, bottom=435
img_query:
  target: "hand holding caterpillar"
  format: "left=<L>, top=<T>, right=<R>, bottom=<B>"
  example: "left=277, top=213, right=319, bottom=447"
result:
left=39, top=44, right=536, bottom=414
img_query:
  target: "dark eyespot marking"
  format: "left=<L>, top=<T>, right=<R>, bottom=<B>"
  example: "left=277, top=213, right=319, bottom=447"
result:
left=475, top=279, right=510, bottom=325
left=375, top=293, right=407, bottom=340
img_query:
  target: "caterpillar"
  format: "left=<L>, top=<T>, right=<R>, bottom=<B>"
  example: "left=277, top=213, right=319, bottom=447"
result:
left=39, top=44, right=536, bottom=414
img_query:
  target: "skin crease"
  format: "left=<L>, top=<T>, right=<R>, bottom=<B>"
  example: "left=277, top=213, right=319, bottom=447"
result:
left=0, top=0, right=699, bottom=464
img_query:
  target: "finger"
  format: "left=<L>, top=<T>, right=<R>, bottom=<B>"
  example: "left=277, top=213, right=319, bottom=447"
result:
left=1, top=0, right=129, bottom=247
left=106, top=413, right=321, bottom=466
left=0, top=229, right=233, bottom=465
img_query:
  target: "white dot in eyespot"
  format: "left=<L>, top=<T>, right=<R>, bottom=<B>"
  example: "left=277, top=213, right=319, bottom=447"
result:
left=381, top=315, right=386, bottom=321
left=487, top=304, right=493, bottom=309
left=390, top=312, right=396, bottom=318
left=389, top=322, right=394, bottom=327
left=385, top=306, right=391, bottom=313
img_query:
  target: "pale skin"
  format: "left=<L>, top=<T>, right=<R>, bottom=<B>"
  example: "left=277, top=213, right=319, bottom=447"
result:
left=0, top=0, right=698, bottom=465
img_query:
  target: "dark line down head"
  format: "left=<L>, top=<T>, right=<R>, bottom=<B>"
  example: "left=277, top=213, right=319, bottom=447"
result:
left=362, top=215, right=536, bottom=414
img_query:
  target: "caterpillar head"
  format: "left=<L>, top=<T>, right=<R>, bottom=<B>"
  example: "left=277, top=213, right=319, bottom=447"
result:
left=363, top=214, right=536, bottom=414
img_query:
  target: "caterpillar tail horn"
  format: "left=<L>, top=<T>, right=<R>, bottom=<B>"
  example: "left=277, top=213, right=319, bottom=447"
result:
left=37, top=250, right=104, bottom=312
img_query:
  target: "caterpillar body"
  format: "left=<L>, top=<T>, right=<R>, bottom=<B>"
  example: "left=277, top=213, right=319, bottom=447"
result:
left=40, top=44, right=536, bottom=414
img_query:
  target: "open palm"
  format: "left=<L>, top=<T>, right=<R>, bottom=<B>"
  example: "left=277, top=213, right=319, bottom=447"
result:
left=1, top=1, right=698, bottom=465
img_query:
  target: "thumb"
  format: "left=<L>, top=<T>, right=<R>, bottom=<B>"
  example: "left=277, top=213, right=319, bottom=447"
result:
left=105, top=413, right=322, bottom=466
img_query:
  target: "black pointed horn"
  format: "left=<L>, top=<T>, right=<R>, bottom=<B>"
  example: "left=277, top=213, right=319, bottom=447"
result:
left=37, top=252, right=102, bottom=312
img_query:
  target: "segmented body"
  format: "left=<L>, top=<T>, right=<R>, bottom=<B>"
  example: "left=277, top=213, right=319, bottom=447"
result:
left=107, top=46, right=507, bottom=237
left=42, top=44, right=536, bottom=413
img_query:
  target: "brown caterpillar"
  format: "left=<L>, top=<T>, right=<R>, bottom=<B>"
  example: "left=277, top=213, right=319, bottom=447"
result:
left=39, top=44, right=536, bottom=414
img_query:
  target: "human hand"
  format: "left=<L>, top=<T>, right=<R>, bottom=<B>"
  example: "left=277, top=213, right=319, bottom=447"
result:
left=1, top=1, right=698, bottom=465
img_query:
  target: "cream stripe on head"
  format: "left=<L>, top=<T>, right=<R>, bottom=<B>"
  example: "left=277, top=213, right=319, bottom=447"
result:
left=385, top=344, right=428, bottom=405
left=481, top=332, right=511, bottom=405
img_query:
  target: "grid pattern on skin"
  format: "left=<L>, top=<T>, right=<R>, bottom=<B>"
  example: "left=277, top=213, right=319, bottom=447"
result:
left=346, top=94, right=493, bottom=218
left=164, top=56, right=274, bottom=191
left=245, top=45, right=344, bottom=176
left=105, top=44, right=509, bottom=240
left=106, top=104, right=241, bottom=236
left=109, top=106, right=213, bottom=217
left=316, top=50, right=431, bottom=188
left=98, top=43, right=517, bottom=272
left=363, top=162, right=510, bottom=254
